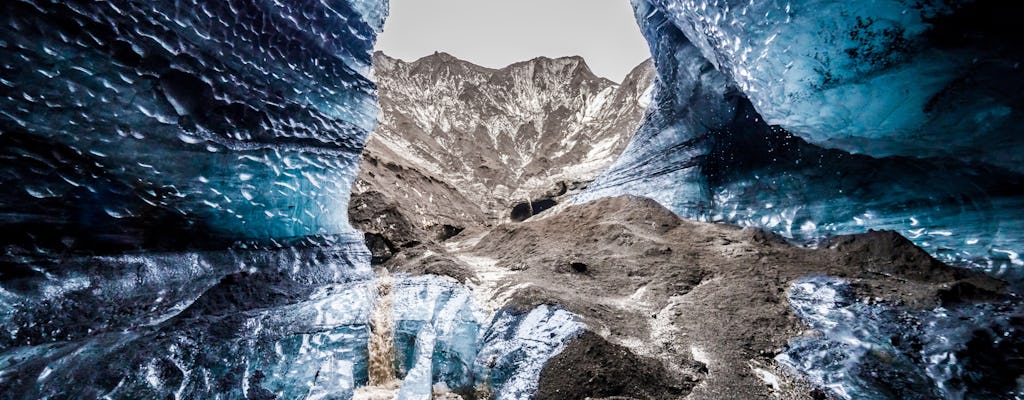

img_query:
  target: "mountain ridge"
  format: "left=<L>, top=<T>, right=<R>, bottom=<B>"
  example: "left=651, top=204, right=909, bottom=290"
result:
left=375, top=51, right=633, bottom=85
left=352, top=52, right=654, bottom=261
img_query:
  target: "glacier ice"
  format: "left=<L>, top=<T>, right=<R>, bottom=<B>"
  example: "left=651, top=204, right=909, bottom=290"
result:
left=387, top=277, right=584, bottom=399
left=397, top=324, right=438, bottom=400
left=392, top=275, right=481, bottom=391
left=778, top=276, right=1024, bottom=399
left=637, top=0, right=1024, bottom=173
left=0, top=0, right=390, bottom=342
left=0, top=278, right=377, bottom=398
left=0, top=265, right=586, bottom=398
left=474, top=305, right=584, bottom=400
left=582, top=0, right=1024, bottom=278
left=0, top=0, right=396, bottom=397
left=0, top=0, right=384, bottom=251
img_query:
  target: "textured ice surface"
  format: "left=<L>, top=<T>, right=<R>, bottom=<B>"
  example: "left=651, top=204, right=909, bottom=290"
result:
left=0, top=0, right=390, bottom=342
left=388, top=277, right=583, bottom=399
left=0, top=0, right=389, bottom=397
left=397, top=324, right=437, bottom=400
left=0, top=269, right=587, bottom=398
left=0, top=0, right=384, bottom=250
left=779, top=276, right=1024, bottom=399
left=392, top=275, right=481, bottom=392
left=474, top=305, right=585, bottom=400
left=0, top=277, right=377, bottom=398
left=638, top=0, right=1024, bottom=173
left=581, top=0, right=1024, bottom=278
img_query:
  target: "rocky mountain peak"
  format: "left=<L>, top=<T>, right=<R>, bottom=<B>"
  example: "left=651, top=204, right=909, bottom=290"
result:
left=355, top=52, right=655, bottom=236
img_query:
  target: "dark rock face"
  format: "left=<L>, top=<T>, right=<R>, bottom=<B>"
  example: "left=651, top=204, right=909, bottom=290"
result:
left=511, top=202, right=535, bottom=223
left=364, top=233, right=398, bottom=265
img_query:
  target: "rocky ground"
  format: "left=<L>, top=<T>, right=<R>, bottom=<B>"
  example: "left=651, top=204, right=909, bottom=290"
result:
left=366, top=195, right=1009, bottom=399
left=351, top=52, right=1016, bottom=400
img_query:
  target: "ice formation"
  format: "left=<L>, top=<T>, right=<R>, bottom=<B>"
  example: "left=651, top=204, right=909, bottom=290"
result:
left=0, top=0, right=392, bottom=397
left=638, top=0, right=1024, bottom=173
left=779, top=276, right=1023, bottom=399
left=581, top=0, right=1024, bottom=277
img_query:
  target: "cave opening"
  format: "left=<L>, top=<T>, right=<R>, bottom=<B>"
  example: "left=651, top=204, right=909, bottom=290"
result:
left=3, top=0, right=1024, bottom=399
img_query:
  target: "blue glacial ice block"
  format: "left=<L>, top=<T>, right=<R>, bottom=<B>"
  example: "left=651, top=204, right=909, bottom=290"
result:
left=778, top=276, right=1024, bottom=399
left=581, top=0, right=1024, bottom=275
left=0, top=280, right=378, bottom=399
left=392, top=275, right=482, bottom=392
left=638, top=0, right=1024, bottom=173
left=474, top=305, right=584, bottom=400
left=0, top=0, right=387, bottom=253
left=397, top=324, right=438, bottom=400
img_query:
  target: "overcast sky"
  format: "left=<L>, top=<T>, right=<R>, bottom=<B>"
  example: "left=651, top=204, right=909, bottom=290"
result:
left=376, top=0, right=651, bottom=82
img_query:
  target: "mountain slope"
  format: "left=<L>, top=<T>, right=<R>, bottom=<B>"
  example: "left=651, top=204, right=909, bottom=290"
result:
left=351, top=53, right=654, bottom=259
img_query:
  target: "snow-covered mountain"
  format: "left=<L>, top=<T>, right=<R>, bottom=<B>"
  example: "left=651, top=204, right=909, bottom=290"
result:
left=352, top=52, right=653, bottom=240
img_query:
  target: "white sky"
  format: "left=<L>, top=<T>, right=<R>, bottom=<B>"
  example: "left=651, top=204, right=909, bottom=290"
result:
left=376, top=0, right=651, bottom=82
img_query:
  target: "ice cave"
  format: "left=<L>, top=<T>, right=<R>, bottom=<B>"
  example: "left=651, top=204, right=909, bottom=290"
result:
left=0, top=0, right=1022, bottom=399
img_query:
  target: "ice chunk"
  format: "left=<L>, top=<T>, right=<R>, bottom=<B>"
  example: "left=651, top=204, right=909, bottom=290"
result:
left=0, top=279, right=378, bottom=398
left=474, top=305, right=584, bottom=400
left=392, top=275, right=482, bottom=391
left=635, top=0, right=1024, bottom=173
left=397, top=324, right=438, bottom=400
left=778, top=276, right=1024, bottom=399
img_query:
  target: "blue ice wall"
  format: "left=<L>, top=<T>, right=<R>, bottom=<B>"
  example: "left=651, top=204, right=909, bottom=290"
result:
left=0, top=0, right=385, bottom=253
left=637, top=0, right=1024, bottom=174
left=779, top=276, right=1023, bottom=399
left=582, top=0, right=1024, bottom=276
left=0, top=0, right=391, bottom=397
